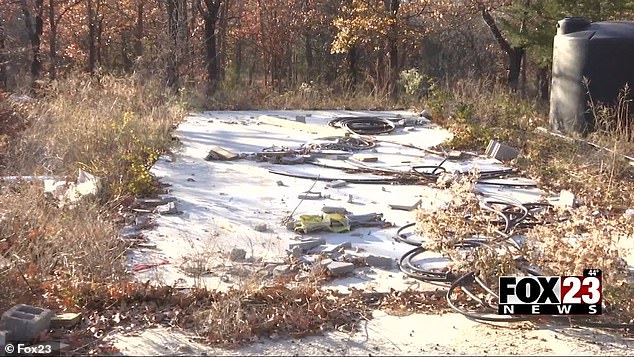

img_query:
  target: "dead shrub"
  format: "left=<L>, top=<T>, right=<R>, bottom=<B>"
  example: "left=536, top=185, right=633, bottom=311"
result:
left=4, top=74, right=184, bottom=198
left=0, top=183, right=127, bottom=308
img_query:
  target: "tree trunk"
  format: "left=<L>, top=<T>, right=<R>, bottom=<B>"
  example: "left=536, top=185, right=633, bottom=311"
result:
left=304, top=34, right=312, bottom=82
left=87, top=0, right=97, bottom=74
left=385, top=0, right=399, bottom=99
left=346, top=45, right=357, bottom=88
left=135, top=0, right=144, bottom=57
left=199, top=0, right=221, bottom=95
left=0, top=18, right=7, bottom=90
left=480, top=6, right=525, bottom=91
left=204, top=17, right=218, bottom=94
left=537, top=66, right=550, bottom=102
left=234, top=39, right=242, bottom=82
left=508, top=47, right=524, bottom=92
left=48, top=0, right=57, bottom=80
left=20, top=0, right=44, bottom=85
left=166, top=0, right=179, bottom=89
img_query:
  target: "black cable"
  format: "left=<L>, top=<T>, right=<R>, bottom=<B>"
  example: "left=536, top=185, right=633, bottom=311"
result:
left=393, top=222, right=424, bottom=246
left=328, top=117, right=397, bottom=135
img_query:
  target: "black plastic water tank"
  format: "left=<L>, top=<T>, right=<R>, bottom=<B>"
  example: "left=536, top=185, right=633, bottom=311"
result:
left=549, top=17, right=634, bottom=134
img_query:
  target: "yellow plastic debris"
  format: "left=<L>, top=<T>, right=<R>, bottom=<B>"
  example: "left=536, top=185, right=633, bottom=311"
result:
left=293, top=214, right=351, bottom=234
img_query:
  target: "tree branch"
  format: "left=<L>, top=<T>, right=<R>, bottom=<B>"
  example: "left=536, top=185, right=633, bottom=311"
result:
left=480, top=6, right=512, bottom=54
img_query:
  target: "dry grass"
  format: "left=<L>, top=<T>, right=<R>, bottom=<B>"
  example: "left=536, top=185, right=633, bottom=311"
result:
left=0, top=183, right=127, bottom=309
left=0, top=74, right=184, bottom=310
left=188, top=81, right=419, bottom=111
left=416, top=79, right=634, bottom=323
left=4, top=74, right=184, bottom=198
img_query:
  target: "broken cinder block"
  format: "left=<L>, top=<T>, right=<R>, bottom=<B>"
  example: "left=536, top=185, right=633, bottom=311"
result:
left=298, top=192, right=322, bottom=200
left=485, top=140, right=519, bottom=161
left=50, top=312, right=82, bottom=329
left=326, top=261, right=355, bottom=276
left=388, top=198, right=422, bottom=211
left=154, top=201, right=180, bottom=215
left=365, top=255, right=395, bottom=268
left=288, top=238, right=326, bottom=253
left=0, top=304, right=54, bottom=342
left=326, top=180, right=348, bottom=188
left=321, top=206, right=348, bottom=214
left=205, top=145, right=239, bottom=161
left=229, top=248, right=247, bottom=262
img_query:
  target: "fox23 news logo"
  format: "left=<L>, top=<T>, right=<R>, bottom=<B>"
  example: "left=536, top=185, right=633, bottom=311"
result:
left=498, top=269, right=602, bottom=315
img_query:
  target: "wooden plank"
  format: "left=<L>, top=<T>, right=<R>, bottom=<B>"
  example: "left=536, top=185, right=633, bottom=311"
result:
left=258, top=114, right=345, bottom=136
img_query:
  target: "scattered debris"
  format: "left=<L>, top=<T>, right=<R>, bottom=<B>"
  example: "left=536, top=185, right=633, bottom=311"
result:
left=280, top=156, right=306, bottom=165
left=288, top=238, right=326, bottom=253
left=276, top=180, right=285, bottom=186
left=120, top=226, right=143, bottom=240
left=485, top=140, right=520, bottom=161
left=326, top=261, right=355, bottom=276
left=205, top=145, right=239, bottom=161
left=253, top=223, right=268, bottom=232
left=295, top=115, right=306, bottom=123
left=135, top=196, right=176, bottom=207
left=272, top=264, right=291, bottom=277
left=258, top=114, right=344, bottom=136
left=293, top=214, right=351, bottom=234
left=154, top=201, right=180, bottom=215
left=43, top=169, right=102, bottom=206
left=352, top=154, right=378, bottom=162
left=50, top=312, right=82, bottom=329
left=389, top=198, right=422, bottom=211
left=326, top=180, right=348, bottom=188
left=298, top=191, right=322, bottom=200
left=365, top=255, right=395, bottom=268
left=447, top=150, right=464, bottom=160
left=309, top=241, right=352, bottom=256
left=131, top=259, right=170, bottom=272
left=186, top=177, right=196, bottom=182
left=229, top=248, right=247, bottom=262
left=551, top=190, right=578, bottom=208
left=0, top=304, right=54, bottom=342
left=321, top=206, right=348, bottom=214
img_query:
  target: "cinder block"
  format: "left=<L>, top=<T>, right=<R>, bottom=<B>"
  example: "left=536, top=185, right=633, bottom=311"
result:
left=288, top=238, right=326, bottom=253
left=50, top=313, right=82, bottom=329
left=0, top=304, right=54, bottom=342
left=308, top=242, right=352, bottom=256
left=327, top=261, right=355, bottom=276
left=229, top=248, right=247, bottom=262
left=326, top=180, right=348, bottom=188
left=366, top=255, right=395, bottom=268
left=321, top=206, right=348, bottom=214
left=485, top=140, right=519, bottom=161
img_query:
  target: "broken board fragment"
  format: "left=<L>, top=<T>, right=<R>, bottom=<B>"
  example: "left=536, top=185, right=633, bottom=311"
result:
left=50, top=312, right=82, bottom=329
left=447, top=150, right=464, bottom=160
left=352, top=154, right=378, bottom=162
left=388, top=198, right=422, bottom=211
left=298, top=192, right=322, bottom=200
left=485, top=140, right=519, bottom=161
left=205, top=146, right=238, bottom=161
left=326, top=180, right=348, bottom=188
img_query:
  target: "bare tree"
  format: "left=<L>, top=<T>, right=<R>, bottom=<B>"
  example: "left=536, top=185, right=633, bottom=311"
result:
left=197, top=0, right=222, bottom=95
left=19, top=0, right=44, bottom=86
left=0, top=16, right=7, bottom=90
